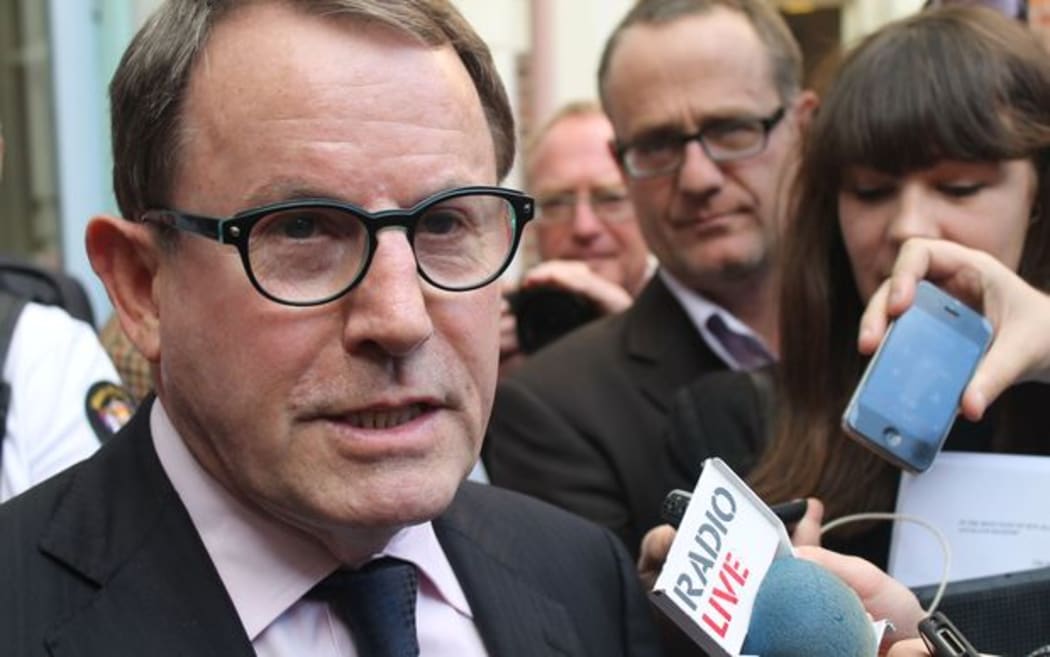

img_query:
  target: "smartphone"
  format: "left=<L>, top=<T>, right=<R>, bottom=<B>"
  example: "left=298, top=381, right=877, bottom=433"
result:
left=842, top=281, right=992, bottom=473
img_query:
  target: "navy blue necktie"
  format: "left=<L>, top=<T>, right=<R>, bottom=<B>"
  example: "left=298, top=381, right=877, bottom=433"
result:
left=308, top=557, right=420, bottom=657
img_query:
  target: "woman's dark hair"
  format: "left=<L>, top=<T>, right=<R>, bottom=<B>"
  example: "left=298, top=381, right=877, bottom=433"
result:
left=749, top=6, right=1050, bottom=524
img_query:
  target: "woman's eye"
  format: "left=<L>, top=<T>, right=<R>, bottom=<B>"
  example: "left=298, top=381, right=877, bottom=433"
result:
left=847, top=185, right=894, bottom=202
left=940, top=182, right=984, bottom=198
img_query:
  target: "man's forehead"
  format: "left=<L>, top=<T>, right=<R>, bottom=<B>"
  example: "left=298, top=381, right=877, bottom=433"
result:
left=172, top=3, right=495, bottom=211
left=191, top=4, right=432, bottom=92
left=603, top=9, right=778, bottom=137
left=182, top=4, right=487, bottom=147
left=527, top=114, right=621, bottom=187
left=530, top=114, right=611, bottom=163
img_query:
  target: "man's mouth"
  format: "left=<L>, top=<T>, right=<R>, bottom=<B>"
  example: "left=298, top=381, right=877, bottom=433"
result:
left=344, top=403, right=429, bottom=430
left=672, top=209, right=741, bottom=227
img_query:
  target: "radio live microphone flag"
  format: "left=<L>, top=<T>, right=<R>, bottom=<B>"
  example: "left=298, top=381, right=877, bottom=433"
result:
left=650, top=457, right=881, bottom=657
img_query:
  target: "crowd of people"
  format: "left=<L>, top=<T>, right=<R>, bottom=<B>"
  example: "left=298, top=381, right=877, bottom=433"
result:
left=0, top=0, right=1048, bottom=655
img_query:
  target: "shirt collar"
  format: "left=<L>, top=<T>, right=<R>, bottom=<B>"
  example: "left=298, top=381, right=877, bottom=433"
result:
left=149, top=401, right=473, bottom=640
left=658, top=268, right=773, bottom=370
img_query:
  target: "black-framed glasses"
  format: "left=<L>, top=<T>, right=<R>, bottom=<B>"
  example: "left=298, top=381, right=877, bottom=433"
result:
left=139, top=186, right=534, bottom=307
left=615, top=106, right=786, bottom=180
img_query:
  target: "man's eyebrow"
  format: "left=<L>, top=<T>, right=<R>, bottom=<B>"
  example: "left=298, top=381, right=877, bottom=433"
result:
left=240, top=179, right=483, bottom=210
left=241, top=183, right=332, bottom=208
left=625, top=123, right=682, bottom=143
left=592, top=182, right=629, bottom=194
left=627, top=108, right=773, bottom=142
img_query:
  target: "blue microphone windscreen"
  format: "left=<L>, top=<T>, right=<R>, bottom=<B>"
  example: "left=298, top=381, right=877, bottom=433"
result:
left=741, top=557, right=876, bottom=657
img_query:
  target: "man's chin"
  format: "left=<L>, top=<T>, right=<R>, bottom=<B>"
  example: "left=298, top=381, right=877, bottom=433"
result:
left=675, top=252, right=769, bottom=289
left=302, top=483, right=460, bottom=561
left=355, top=467, right=463, bottom=525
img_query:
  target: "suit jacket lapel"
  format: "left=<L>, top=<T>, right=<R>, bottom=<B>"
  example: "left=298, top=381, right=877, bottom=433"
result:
left=38, top=401, right=255, bottom=657
left=434, top=490, right=585, bottom=657
left=624, top=275, right=724, bottom=413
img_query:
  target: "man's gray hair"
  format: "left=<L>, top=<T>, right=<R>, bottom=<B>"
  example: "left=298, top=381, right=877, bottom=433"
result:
left=110, top=0, right=515, bottom=222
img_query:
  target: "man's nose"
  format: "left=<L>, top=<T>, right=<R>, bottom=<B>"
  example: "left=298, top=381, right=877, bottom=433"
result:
left=341, top=229, right=434, bottom=357
left=675, top=139, right=725, bottom=197
left=570, top=195, right=604, bottom=239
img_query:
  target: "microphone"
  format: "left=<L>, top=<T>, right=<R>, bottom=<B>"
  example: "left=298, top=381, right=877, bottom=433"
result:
left=662, top=491, right=873, bottom=653
left=741, top=556, right=876, bottom=657
left=650, top=459, right=879, bottom=657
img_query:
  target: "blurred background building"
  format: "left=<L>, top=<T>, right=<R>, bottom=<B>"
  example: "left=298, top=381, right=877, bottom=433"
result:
left=3, top=0, right=1023, bottom=322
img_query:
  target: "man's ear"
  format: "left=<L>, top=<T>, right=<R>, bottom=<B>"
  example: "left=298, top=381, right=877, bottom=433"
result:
left=791, top=90, right=820, bottom=135
left=86, top=215, right=162, bottom=362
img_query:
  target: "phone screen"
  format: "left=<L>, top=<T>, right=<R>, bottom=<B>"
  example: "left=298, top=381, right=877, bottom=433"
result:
left=860, top=307, right=981, bottom=445
left=844, top=282, right=991, bottom=471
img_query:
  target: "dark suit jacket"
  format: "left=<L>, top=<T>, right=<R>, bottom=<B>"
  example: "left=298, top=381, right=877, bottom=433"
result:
left=484, top=276, right=727, bottom=557
left=662, top=368, right=773, bottom=494
left=0, top=401, right=664, bottom=656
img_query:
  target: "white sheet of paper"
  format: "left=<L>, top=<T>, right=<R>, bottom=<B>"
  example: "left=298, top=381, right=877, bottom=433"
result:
left=888, top=452, right=1050, bottom=587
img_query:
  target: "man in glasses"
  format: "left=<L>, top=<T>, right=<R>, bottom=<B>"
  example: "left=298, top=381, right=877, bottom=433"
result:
left=0, top=2, right=663, bottom=655
left=500, top=101, right=652, bottom=369
left=485, top=0, right=817, bottom=557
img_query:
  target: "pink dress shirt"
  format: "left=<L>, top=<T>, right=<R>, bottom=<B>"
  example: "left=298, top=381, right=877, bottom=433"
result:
left=150, top=401, right=489, bottom=656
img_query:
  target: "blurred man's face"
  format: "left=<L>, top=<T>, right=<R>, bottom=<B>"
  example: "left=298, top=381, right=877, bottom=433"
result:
left=603, top=9, right=804, bottom=295
left=150, top=4, right=501, bottom=557
left=528, top=112, right=650, bottom=294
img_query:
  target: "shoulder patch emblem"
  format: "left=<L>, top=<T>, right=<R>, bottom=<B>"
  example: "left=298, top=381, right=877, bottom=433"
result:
left=85, top=381, right=136, bottom=442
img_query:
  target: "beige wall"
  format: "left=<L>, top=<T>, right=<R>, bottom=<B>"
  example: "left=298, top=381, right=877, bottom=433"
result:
left=841, top=0, right=925, bottom=45
left=507, top=0, right=926, bottom=129
left=454, top=0, right=531, bottom=189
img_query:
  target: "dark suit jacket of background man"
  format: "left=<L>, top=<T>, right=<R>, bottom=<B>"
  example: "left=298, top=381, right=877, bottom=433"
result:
left=0, top=400, right=665, bottom=657
left=484, top=275, right=728, bottom=557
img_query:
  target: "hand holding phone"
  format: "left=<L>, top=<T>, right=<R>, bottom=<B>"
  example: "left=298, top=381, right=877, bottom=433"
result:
left=843, top=281, right=992, bottom=473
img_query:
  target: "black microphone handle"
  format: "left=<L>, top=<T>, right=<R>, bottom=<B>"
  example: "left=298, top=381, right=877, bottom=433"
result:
left=660, top=489, right=807, bottom=528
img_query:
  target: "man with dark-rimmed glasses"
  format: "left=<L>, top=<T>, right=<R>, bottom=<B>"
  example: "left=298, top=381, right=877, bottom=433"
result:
left=0, top=2, right=665, bottom=655
left=485, top=0, right=817, bottom=560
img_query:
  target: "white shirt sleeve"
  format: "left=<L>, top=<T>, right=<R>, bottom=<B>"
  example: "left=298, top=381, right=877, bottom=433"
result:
left=1, top=302, right=123, bottom=501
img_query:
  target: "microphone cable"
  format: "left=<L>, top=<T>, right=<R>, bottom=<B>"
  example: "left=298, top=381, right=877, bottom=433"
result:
left=820, top=512, right=952, bottom=616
